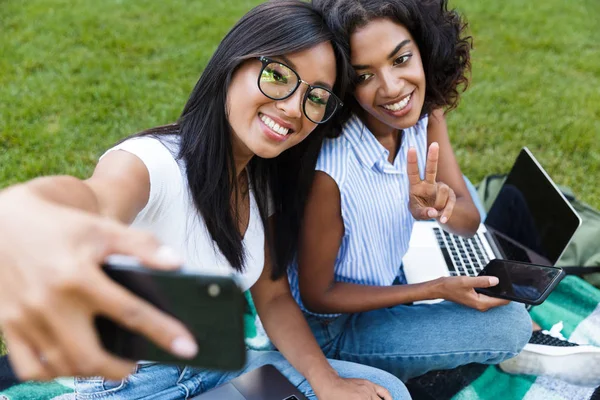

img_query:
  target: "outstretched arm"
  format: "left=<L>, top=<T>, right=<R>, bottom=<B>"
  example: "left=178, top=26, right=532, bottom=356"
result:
left=0, top=152, right=197, bottom=381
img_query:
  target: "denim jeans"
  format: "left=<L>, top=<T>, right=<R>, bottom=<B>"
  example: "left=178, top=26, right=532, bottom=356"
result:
left=74, top=350, right=410, bottom=399
left=305, top=301, right=531, bottom=382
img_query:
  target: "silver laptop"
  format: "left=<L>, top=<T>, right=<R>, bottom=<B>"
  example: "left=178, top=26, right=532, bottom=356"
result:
left=403, top=147, right=581, bottom=294
left=191, top=364, right=307, bottom=400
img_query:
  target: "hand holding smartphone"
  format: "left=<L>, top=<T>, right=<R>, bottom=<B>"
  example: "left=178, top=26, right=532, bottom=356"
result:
left=96, top=257, right=246, bottom=370
left=475, top=259, right=565, bottom=305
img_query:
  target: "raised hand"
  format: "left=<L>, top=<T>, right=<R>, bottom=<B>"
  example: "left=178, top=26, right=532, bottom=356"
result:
left=0, top=186, right=198, bottom=381
left=407, top=142, right=456, bottom=224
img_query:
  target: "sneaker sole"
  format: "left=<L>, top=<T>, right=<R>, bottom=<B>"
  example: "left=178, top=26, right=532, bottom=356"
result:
left=499, top=344, right=600, bottom=387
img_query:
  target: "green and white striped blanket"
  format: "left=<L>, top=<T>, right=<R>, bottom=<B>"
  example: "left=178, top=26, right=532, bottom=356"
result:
left=2, top=276, right=598, bottom=399
left=450, top=275, right=600, bottom=400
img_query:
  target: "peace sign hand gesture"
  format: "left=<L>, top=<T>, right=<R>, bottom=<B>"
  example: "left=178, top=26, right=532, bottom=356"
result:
left=407, top=142, right=456, bottom=224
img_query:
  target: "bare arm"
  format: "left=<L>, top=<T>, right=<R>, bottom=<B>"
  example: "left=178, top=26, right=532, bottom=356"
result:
left=24, top=150, right=152, bottom=223
left=0, top=151, right=197, bottom=381
left=298, top=172, right=508, bottom=315
left=298, top=172, right=439, bottom=313
left=251, top=223, right=391, bottom=400
left=251, top=248, right=339, bottom=388
left=427, top=109, right=480, bottom=236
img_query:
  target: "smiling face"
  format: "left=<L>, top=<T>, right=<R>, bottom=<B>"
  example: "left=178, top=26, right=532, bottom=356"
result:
left=351, top=18, right=426, bottom=136
left=226, top=41, right=337, bottom=161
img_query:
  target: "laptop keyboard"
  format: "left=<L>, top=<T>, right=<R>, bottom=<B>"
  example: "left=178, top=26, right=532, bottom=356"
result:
left=433, top=227, right=490, bottom=277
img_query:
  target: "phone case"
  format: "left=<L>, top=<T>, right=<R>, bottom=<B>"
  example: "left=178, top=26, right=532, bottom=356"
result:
left=96, top=261, right=246, bottom=370
left=475, top=261, right=566, bottom=306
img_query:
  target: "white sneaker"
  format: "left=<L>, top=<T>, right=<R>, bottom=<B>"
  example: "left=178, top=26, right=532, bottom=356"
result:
left=499, top=322, right=600, bottom=387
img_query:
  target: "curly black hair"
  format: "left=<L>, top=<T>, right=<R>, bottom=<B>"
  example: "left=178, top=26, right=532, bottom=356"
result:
left=313, top=0, right=472, bottom=119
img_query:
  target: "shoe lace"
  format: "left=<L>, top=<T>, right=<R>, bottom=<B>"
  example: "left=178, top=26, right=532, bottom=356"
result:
left=541, top=321, right=567, bottom=341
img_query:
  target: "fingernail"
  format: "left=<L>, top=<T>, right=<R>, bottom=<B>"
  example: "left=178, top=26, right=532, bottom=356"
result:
left=155, top=246, right=183, bottom=266
left=428, top=209, right=437, bottom=218
left=441, top=216, right=448, bottom=224
left=171, top=337, right=198, bottom=359
left=489, top=277, right=499, bottom=286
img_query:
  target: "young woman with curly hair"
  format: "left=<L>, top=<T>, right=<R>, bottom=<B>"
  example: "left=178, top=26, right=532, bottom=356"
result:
left=287, top=0, right=532, bottom=381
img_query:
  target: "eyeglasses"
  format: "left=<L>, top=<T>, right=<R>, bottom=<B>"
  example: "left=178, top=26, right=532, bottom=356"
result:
left=256, top=56, right=343, bottom=124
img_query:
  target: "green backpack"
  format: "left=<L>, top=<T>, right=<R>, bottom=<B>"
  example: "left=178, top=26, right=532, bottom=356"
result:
left=477, top=174, right=600, bottom=288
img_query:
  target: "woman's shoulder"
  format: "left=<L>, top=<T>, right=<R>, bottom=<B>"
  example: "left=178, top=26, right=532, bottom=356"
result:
left=319, top=114, right=366, bottom=161
left=317, top=133, right=351, bottom=167
left=107, top=135, right=182, bottom=169
left=315, top=133, right=352, bottom=191
left=104, top=135, right=186, bottom=195
left=320, top=134, right=350, bottom=158
left=113, top=134, right=179, bottom=156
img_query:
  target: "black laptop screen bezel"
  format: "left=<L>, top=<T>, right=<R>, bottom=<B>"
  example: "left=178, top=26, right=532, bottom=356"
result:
left=483, top=148, right=581, bottom=265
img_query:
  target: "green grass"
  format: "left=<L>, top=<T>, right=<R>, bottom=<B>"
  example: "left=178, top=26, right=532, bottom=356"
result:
left=0, top=0, right=599, bottom=354
left=0, top=0, right=264, bottom=184
left=1, top=0, right=599, bottom=207
left=449, top=0, right=600, bottom=207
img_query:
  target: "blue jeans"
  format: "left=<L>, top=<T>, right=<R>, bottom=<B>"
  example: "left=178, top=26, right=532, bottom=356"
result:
left=305, top=301, right=531, bottom=382
left=74, top=350, right=410, bottom=399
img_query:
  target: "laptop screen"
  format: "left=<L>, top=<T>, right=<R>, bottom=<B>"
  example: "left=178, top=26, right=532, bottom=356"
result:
left=484, top=148, right=581, bottom=265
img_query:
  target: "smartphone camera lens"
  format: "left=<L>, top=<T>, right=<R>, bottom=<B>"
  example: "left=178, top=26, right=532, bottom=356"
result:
left=208, top=283, right=221, bottom=297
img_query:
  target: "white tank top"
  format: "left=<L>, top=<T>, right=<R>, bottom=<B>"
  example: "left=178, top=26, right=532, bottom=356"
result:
left=104, top=136, right=264, bottom=291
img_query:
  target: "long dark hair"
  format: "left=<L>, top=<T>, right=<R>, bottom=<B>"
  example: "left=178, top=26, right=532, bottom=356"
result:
left=313, top=0, right=472, bottom=119
left=136, top=1, right=350, bottom=278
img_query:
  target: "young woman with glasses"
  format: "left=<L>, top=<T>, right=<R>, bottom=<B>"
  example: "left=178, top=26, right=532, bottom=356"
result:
left=288, top=0, right=533, bottom=382
left=0, top=1, right=410, bottom=399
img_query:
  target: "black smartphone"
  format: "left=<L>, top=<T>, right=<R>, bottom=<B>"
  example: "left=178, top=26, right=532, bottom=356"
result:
left=96, top=257, right=246, bottom=370
left=475, top=259, right=565, bottom=305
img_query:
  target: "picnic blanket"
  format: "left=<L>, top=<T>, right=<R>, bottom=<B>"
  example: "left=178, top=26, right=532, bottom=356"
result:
left=406, top=275, right=600, bottom=400
left=0, top=378, right=73, bottom=400
left=2, top=276, right=599, bottom=399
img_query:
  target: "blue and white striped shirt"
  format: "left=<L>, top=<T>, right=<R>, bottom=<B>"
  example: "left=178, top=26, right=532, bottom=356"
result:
left=288, top=114, right=429, bottom=316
